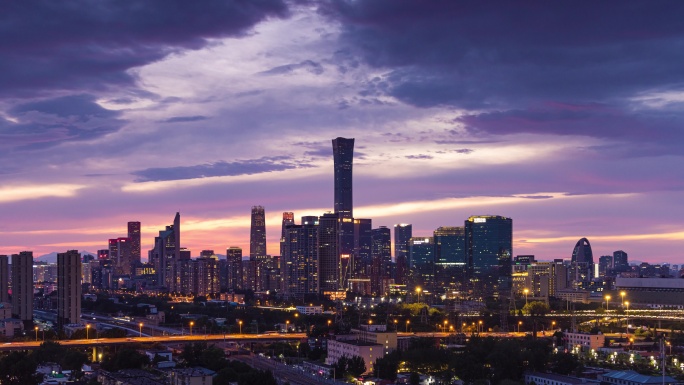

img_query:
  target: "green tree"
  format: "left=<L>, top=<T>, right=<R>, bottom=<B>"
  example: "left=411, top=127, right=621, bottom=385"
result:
left=0, top=351, right=41, bottom=385
left=409, top=372, right=421, bottom=385
left=347, top=355, right=366, bottom=377
left=523, top=301, right=550, bottom=339
left=101, top=348, right=149, bottom=371
left=375, top=350, right=400, bottom=380
left=237, top=369, right=277, bottom=385
left=333, top=356, right=349, bottom=379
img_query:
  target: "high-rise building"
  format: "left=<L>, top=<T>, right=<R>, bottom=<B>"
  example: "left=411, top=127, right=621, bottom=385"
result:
left=190, top=256, right=220, bottom=297
left=318, top=213, right=340, bottom=292
left=433, top=226, right=466, bottom=289
left=408, top=237, right=435, bottom=291
left=115, top=237, right=132, bottom=275
left=332, top=137, right=354, bottom=219
left=97, top=249, right=109, bottom=260
left=226, top=247, right=243, bottom=290
left=250, top=206, right=266, bottom=259
left=370, top=226, right=392, bottom=295
left=0, top=255, right=7, bottom=303
left=280, top=212, right=295, bottom=257
left=128, top=221, right=141, bottom=268
left=150, top=212, right=180, bottom=290
left=465, top=215, right=513, bottom=278
left=281, top=216, right=319, bottom=299
left=353, top=218, right=372, bottom=276
left=11, top=251, right=34, bottom=329
left=570, top=237, right=594, bottom=285
left=613, top=250, right=629, bottom=272
left=57, top=250, right=82, bottom=328
left=598, top=255, right=613, bottom=277
left=394, top=224, right=412, bottom=285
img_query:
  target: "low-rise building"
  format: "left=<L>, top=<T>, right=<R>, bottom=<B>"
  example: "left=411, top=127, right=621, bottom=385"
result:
left=169, top=367, right=215, bottom=385
left=525, top=372, right=598, bottom=385
left=295, top=305, right=323, bottom=315
left=565, top=332, right=605, bottom=351
left=599, top=371, right=680, bottom=385
left=325, top=339, right=383, bottom=375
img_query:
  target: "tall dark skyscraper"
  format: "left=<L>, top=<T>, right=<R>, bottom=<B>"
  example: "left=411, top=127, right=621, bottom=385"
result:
left=394, top=223, right=412, bottom=285
left=571, top=237, right=594, bottom=284
left=281, top=216, right=319, bottom=299
left=465, top=215, right=513, bottom=278
left=280, top=212, right=294, bottom=257
left=332, top=137, right=354, bottom=219
left=613, top=250, right=629, bottom=272
left=128, top=221, right=141, bottom=267
left=318, top=213, right=340, bottom=292
left=353, top=218, right=372, bottom=275
left=371, top=226, right=392, bottom=295
left=226, top=247, right=243, bottom=290
left=150, top=212, right=180, bottom=290
left=250, top=206, right=266, bottom=259
left=0, top=255, right=7, bottom=303
left=434, top=226, right=466, bottom=265
left=57, top=250, right=82, bottom=328
left=11, top=251, right=33, bottom=329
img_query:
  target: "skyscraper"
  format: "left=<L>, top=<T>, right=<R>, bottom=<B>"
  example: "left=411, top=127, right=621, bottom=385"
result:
left=250, top=206, right=267, bottom=259
left=57, top=250, right=82, bottom=328
left=353, top=218, right=372, bottom=276
left=318, top=213, right=340, bottom=292
left=128, top=221, right=141, bottom=268
left=408, top=237, right=435, bottom=291
left=280, top=212, right=295, bottom=257
left=332, top=137, right=354, bottom=219
left=11, top=251, right=33, bottom=329
left=465, top=215, right=513, bottom=278
left=370, top=226, right=391, bottom=295
left=434, top=226, right=466, bottom=289
left=0, top=255, right=7, bottom=303
left=281, top=216, right=319, bottom=299
left=226, top=247, right=243, bottom=290
left=571, top=237, right=594, bottom=284
left=613, top=250, right=629, bottom=272
left=150, top=212, right=180, bottom=290
left=394, top=224, right=412, bottom=285
left=115, top=237, right=132, bottom=275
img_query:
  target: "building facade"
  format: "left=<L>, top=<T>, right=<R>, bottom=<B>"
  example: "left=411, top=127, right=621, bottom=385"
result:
left=11, top=251, right=33, bottom=329
left=57, top=250, right=82, bottom=328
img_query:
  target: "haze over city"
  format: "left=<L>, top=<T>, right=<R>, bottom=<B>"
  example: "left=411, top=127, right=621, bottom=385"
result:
left=1, top=2, right=683, bottom=264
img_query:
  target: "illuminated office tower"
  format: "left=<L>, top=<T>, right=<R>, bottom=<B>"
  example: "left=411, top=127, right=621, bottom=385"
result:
left=434, top=226, right=466, bottom=288
left=57, top=250, right=82, bottom=328
left=353, top=218, right=372, bottom=276
left=115, top=237, right=132, bottom=275
left=0, top=255, right=7, bottom=303
left=393, top=224, right=412, bottom=285
left=150, top=212, right=180, bottom=290
left=97, top=249, right=109, bottom=260
left=598, top=255, right=613, bottom=277
left=281, top=216, right=319, bottom=299
left=226, top=247, right=243, bottom=290
left=128, top=221, right=141, bottom=267
left=370, top=226, right=391, bottom=295
left=250, top=206, right=266, bottom=259
left=465, top=215, right=513, bottom=278
left=318, top=213, right=340, bottom=292
left=408, top=237, right=435, bottom=291
left=280, top=212, right=295, bottom=257
left=11, top=251, right=33, bottom=329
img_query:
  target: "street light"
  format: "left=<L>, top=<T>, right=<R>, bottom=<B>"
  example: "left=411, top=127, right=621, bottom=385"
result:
left=86, top=324, right=90, bottom=340
left=444, top=320, right=448, bottom=333
left=478, top=320, right=483, bottom=333
left=35, top=326, right=39, bottom=341
left=524, top=288, right=529, bottom=305
left=518, top=321, right=523, bottom=333
left=190, top=321, right=194, bottom=336
left=139, top=323, right=143, bottom=337
left=239, top=320, right=243, bottom=334
left=605, top=295, right=611, bottom=311
left=416, top=287, right=422, bottom=303
left=462, top=322, right=466, bottom=333
left=551, top=321, right=556, bottom=331
left=406, top=320, right=410, bottom=333
left=286, top=320, right=289, bottom=332
left=625, top=301, right=630, bottom=335
left=620, top=291, right=626, bottom=307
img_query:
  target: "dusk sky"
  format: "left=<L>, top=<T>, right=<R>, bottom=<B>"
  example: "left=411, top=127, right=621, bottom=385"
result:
left=1, top=1, right=683, bottom=264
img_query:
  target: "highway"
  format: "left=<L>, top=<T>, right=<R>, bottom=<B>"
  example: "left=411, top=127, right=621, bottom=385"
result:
left=233, top=354, right=343, bottom=385
left=0, top=333, right=307, bottom=351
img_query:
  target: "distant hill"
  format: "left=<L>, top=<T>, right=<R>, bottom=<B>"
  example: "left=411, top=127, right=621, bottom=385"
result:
left=35, top=251, right=96, bottom=263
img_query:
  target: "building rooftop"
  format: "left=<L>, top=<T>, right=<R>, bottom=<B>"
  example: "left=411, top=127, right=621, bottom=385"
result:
left=601, top=370, right=677, bottom=384
left=172, top=367, right=216, bottom=376
left=526, top=372, right=589, bottom=385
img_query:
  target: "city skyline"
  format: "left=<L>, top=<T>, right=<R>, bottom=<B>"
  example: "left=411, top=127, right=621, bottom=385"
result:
left=2, top=2, right=684, bottom=264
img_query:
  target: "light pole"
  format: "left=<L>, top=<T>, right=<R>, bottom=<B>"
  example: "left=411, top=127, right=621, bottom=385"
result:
left=620, top=291, right=626, bottom=307
left=518, top=321, right=522, bottom=333
left=478, top=320, right=483, bottom=333
left=551, top=321, right=556, bottom=331
left=625, top=301, right=630, bottom=335
left=239, top=320, right=243, bottom=334
left=190, top=321, right=194, bottom=336
left=406, top=320, right=410, bottom=333
left=393, top=319, right=398, bottom=331
left=462, top=322, right=466, bottom=333
left=605, top=295, right=611, bottom=311
left=524, top=288, right=529, bottom=305
left=286, top=320, right=289, bottom=333
left=139, top=323, right=143, bottom=337
left=35, top=326, right=39, bottom=342
left=416, top=287, right=422, bottom=303
left=444, top=320, right=448, bottom=333
left=86, top=324, right=90, bottom=340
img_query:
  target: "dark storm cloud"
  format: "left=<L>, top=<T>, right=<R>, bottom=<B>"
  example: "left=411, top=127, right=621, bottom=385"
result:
left=323, top=1, right=684, bottom=108
left=0, top=0, right=288, bottom=96
left=132, top=156, right=316, bottom=182
left=160, top=116, right=209, bottom=123
left=0, top=94, right=125, bottom=150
